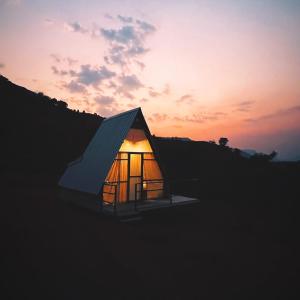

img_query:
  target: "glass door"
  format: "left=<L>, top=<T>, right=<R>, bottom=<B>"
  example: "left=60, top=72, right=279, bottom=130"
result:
left=128, top=153, right=142, bottom=201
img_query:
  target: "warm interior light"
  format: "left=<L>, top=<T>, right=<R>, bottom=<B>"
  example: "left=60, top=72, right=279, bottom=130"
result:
left=119, top=129, right=153, bottom=153
left=103, top=128, right=164, bottom=203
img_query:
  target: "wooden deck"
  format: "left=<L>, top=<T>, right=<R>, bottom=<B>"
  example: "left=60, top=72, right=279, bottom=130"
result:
left=102, top=195, right=199, bottom=217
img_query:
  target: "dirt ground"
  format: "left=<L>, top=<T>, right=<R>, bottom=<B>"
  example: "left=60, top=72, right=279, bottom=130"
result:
left=1, top=171, right=299, bottom=300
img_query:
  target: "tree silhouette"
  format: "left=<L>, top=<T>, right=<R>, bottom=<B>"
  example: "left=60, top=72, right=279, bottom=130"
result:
left=219, top=137, right=228, bottom=147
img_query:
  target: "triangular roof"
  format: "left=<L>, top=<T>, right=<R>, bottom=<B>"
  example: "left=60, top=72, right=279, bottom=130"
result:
left=59, top=107, right=151, bottom=195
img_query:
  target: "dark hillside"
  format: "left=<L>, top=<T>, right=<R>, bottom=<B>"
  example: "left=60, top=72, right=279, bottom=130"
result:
left=154, top=137, right=248, bottom=180
left=0, top=75, right=103, bottom=177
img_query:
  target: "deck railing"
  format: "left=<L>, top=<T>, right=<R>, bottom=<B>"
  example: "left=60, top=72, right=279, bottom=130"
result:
left=102, top=178, right=171, bottom=214
left=134, top=179, right=170, bottom=211
left=102, top=182, right=118, bottom=215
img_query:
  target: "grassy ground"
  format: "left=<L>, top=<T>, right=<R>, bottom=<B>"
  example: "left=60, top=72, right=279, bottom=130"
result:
left=1, top=170, right=299, bottom=299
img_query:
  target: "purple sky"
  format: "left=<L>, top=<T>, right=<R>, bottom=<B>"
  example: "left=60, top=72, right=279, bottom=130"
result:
left=1, top=0, right=300, bottom=160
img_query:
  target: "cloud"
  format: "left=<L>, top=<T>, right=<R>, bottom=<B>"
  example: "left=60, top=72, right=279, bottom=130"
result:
left=50, top=53, right=61, bottom=63
left=101, top=25, right=138, bottom=45
left=127, top=103, right=137, bottom=109
left=245, top=105, right=300, bottom=122
left=107, top=78, right=146, bottom=102
left=65, top=57, right=78, bottom=66
left=75, top=64, right=115, bottom=87
left=104, top=14, right=114, bottom=20
left=173, top=114, right=205, bottom=124
left=239, top=100, right=254, bottom=106
left=96, top=101, right=121, bottom=117
left=127, top=46, right=149, bottom=56
left=104, top=45, right=127, bottom=65
left=163, top=84, right=170, bottom=95
left=149, top=90, right=160, bottom=98
left=112, top=74, right=143, bottom=99
left=149, top=113, right=169, bottom=122
left=136, top=19, right=156, bottom=33
left=64, top=21, right=88, bottom=34
left=117, top=90, right=135, bottom=100
left=0, top=63, right=5, bottom=68
left=95, top=95, right=115, bottom=105
left=55, top=15, right=155, bottom=98
left=148, top=84, right=171, bottom=98
left=119, top=74, right=143, bottom=90
left=118, top=15, right=133, bottom=23
left=234, top=100, right=255, bottom=112
left=173, top=111, right=227, bottom=123
left=100, top=17, right=156, bottom=67
left=176, top=94, right=195, bottom=104
left=135, top=61, right=145, bottom=70
left=44, top=18, right=55, bottom=26
left=106, top=80, right=117, bottom=89
left=51, top=66, right=68, bottom=76
left=50, top=54, right=78, bottom=66
left=63, top=80, right=87, bottom=94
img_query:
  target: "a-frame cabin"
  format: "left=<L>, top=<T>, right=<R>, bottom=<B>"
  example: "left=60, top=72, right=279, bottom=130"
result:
left=59, top=108, right=169, bottom=211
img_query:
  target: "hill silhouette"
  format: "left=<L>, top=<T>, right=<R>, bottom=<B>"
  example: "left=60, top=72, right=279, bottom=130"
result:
left=0, top=75, right=103, bottom=175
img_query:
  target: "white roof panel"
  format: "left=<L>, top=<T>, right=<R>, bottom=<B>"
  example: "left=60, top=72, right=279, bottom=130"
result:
left=59, top=107, right=140, bottom=195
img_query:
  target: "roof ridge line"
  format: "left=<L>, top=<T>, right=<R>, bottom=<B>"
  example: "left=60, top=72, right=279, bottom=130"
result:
left=103, top=107, right=141, bottom=122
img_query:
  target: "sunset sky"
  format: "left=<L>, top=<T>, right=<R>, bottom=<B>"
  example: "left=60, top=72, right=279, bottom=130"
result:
left=1, top=0, right=300, bottom=159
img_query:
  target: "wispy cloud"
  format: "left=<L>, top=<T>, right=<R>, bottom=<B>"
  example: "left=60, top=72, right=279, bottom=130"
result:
left=176, top=94, right=195, bottom=105
left=50, top=54, right=78, bottom=66
left=104, top=14, right=114, bottom=20
left=136, top=19, right=156, bottom=33
left=234, top=100, right=255, bottom=112
left=148, top=84, right=171, bottom=98
left=119, top=74, right=143, bottom=90
left=74, top=64, right=115, bottom=87
left=245, top=105, right=300, bottom=122
left=0, top=63, right=5, bottom=68
left=63, top=80, right=87, bottom=94
left=51, top=15, right=157, bottom=102
left=64, top=21, right=88, bottom=34
left=173, top=111, right=227, bottom=124
left=44, top=18, right=55, bottom=27
left=95, top=95, right=115, bottom=105
left=173, top=114, right=205, bottom=123
left=148, top=111, right=226, bottom=124
left=101, top=26, right=139, bottom=44
left=163, top=84, right=170, bottom=95
left=96, top=99, right=121, bottom=117
left=108, top=74, right=143, bottom=100
left=149, top=113, right=169, bottom=122
left=99, top=17, right=156, bottom=68
left=51, top=66, right=68, bottom=76
left=117, top=15, right=133, bottom=23
left=148, top=89, right=160, bottom=98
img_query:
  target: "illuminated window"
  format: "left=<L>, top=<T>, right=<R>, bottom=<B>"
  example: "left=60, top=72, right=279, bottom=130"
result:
left=119, top=129, right=153, bottom=153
